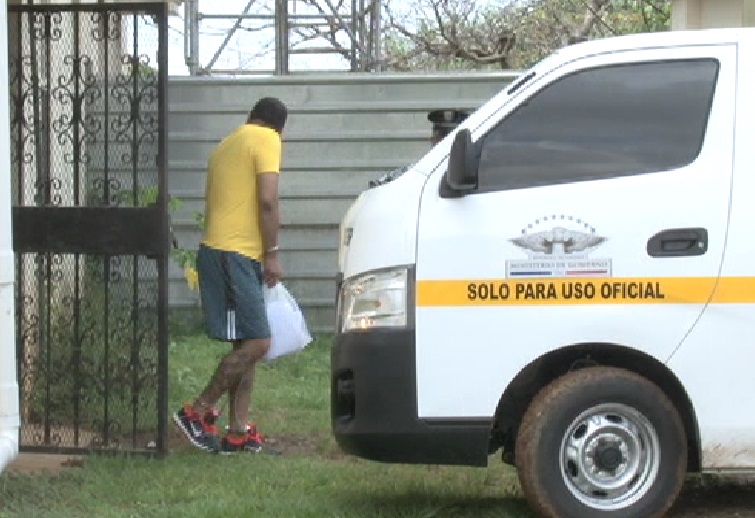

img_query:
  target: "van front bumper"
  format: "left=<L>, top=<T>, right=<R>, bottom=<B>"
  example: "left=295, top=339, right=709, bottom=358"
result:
left=331, top=329, right=491, bottom=467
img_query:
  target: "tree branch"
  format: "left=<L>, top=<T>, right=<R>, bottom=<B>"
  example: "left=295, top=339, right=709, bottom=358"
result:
left=572, top=0, right=611, bottom=43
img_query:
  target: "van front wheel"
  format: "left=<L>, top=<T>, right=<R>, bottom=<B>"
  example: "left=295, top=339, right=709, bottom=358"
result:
left=515, top=366, right=686, bottom=518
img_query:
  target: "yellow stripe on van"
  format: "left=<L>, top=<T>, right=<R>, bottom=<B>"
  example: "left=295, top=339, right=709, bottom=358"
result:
left=415, top=277, right=755, bottom=307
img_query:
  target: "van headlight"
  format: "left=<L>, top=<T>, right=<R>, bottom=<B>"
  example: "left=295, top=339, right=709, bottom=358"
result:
left=339, top=268, right=408, bottom=332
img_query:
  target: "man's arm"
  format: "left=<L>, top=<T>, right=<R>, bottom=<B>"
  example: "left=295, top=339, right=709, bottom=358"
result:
left=258, top=172, right=279, bottom=252
left=257, top=172, right=281, bottom=287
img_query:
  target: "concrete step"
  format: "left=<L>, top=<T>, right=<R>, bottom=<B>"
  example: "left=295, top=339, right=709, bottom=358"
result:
left=169, top=275, right=335, bottom=299
left=174, top=195, right=353, bottom=227
left=280, top=248, right=338, bottom=274
left=278, top=225, right=340, bottom=250
left=168, top=280, right=336, bottom=334
left=171, top=129, right=427, bottom=142
left=168, top=138, right=426, bottom=166
left=169, top=99, right=498, bottom=117
left=169, top=275, right=336, bottom=304
left=167, top=247, right=337, bottom=278
left=170, top=168, right=389, bottom=196
left=296, top=299, right=336, bottom=333
left=162, top=72, right=518, bottom=334
left=170, top=157, right=408, bottom=173
left=169, top=278, right=201, bottom=307
left=7, top=453, right=84, bottom=474
left=168, top=72, right=514, bottom=103
left=172, top=224, right=340, bottom=250
left=168, top=110, right=468, bottom=135
left=283, top=276, right=337, bottom=303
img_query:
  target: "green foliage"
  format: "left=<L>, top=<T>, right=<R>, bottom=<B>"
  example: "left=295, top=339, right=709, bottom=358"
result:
left=8, top=335, right=739, bottom=516
left=172, top=211, right=205, bottom=271
left=168, top=307, right=205, bottom=338
left=22, top=255, right=160, bottom=440
left=115, top=185, right=202, bottom=271
left=383, top=0, right=672, bottom=71
left=168, top=336, right=333, bottom=434
left=1, top=336, right=529, bottom=518
left=609, top=0, right=672, bottom=33
left=114, top=185, right=180, bottom=213
left=22, top=185, right=189, bottom=443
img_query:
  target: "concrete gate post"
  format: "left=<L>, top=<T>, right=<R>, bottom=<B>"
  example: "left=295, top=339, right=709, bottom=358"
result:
left=672, top=0, right=755, bottom=30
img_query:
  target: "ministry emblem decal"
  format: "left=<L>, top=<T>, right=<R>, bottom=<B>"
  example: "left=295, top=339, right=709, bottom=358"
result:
left=506, top=215, right=612, bottom=278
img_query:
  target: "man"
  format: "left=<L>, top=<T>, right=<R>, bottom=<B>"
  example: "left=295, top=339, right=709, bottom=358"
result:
left=427, top=108, right=470, bottom=146
left=173, top=97, right=288, bottom=454
left=369, top=108, right=471, bottom=188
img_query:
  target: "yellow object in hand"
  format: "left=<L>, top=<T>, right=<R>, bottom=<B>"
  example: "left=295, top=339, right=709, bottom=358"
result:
left=184, top=266, right=199, bottom=291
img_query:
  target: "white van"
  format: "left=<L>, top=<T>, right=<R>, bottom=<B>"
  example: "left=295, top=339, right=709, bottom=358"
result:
left=331, top=28, right=755, bottom=518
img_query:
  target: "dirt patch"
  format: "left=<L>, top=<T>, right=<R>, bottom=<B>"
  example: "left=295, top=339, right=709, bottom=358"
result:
left=262, top=432, right=357, bottom=461
left=167, top=424, right=196, bottom=453
left=10, top=436, right=755, bottom=517
left=166, top=423, right=354, bottom=461
left=6, top=453, right=85, bottom=475
left=20, top=423, right=164, bottom=453
left=669, top=479, right=755, bottom=517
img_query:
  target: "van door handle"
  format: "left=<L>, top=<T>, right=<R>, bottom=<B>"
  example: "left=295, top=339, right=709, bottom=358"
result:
left=647, top=228, right=708, bottom=257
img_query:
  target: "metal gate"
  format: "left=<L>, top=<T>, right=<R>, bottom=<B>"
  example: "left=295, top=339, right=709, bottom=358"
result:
left=9, top=2, right=169, bottom=456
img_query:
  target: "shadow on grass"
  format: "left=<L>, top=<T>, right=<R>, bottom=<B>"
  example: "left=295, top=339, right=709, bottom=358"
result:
left=347, top=479, right=755, bottom=518
left=336, top=490, right=535, bottom=518
left=668, top=478, right=755, bottom=516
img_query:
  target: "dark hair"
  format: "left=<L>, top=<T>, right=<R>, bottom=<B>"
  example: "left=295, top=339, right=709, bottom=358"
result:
left=249, top=97, right=288, bottom=132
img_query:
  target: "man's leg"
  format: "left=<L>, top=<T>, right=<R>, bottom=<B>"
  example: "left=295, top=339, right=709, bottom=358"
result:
left=227, top=337, right=271, bottom=434
left=215, top=337, right=272, bottom=454
left=215, top=255, right=272, bottom=453
left=227, top=340, right=243, bottom=427
left=173, top=244, right=240, bottom=450
left=173, top=339, right=248, bottom=451
left=191, top=337, right=268, bottom=416
left=174, top=337, right=267, bottom=451
left=176, top=247, right=272, bottom=453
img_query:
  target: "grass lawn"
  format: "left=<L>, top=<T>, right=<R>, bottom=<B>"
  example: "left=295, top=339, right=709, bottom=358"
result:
left=0, top=335, right=533, bottom=518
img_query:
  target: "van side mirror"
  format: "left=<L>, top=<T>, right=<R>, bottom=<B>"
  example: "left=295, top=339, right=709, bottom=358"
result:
left=440, top=129, right=479, bottom=198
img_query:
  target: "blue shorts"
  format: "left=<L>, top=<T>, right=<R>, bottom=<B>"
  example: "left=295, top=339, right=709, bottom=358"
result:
left=196, top=244, right=271, bottom=341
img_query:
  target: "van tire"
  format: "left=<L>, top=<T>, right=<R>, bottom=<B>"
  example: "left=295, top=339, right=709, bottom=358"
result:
left=515, top=366, right=686, bottom=518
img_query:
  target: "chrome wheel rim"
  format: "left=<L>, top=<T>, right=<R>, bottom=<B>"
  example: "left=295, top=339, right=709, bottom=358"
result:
left=560, top=402, right=660, bottom=510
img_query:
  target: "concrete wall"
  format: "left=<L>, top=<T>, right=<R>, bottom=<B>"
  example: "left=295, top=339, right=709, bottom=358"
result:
left=672, top=0, right=755, bottom=30
left=168, top=72, right=518, bottom=333
left=0, top=0, right=19, bottom=476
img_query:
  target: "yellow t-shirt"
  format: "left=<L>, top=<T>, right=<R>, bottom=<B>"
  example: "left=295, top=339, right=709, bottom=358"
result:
left=201, top=124, right=282, bottom=261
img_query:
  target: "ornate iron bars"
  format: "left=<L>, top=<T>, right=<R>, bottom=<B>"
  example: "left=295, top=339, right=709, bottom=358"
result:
left=9, top=3, right=169, bottom=456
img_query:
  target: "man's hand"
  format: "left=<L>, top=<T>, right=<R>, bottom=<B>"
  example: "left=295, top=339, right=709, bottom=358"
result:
left=262, top=252, right=282, bottom=287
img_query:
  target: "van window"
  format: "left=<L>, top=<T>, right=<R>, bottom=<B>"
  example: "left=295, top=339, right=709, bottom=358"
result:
left=476, top=59, right=720, bottom=192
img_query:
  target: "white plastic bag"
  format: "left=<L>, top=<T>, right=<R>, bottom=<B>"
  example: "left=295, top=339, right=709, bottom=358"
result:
left=262, top=282, right=313, bottom=361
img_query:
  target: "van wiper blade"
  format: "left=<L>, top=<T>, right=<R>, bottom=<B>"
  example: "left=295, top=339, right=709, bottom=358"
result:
left=368, top=165, right=408, bottom=188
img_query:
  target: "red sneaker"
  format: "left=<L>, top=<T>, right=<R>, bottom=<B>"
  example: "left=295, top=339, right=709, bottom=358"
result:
left=172, top=403, right=221, bottom=452
left=219, top=430, right=264, bottom=454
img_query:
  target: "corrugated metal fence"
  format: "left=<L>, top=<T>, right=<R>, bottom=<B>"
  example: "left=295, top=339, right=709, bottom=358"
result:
left=168, top=72, right=519, bottom=333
